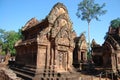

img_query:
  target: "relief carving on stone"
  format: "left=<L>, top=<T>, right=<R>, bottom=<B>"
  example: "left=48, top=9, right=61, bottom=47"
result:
left=48, top=7, right=64, bottom=24
left=51, top=14, right=69, bottom=38
left=48, top=3, right=68, bottom=24
left=80, top=41, right=87, bottom=50
left=106, top=35, right=119, bottom=50
left=77, top=34, right=87, bottom=50
left=58, top=51, right=68, bottom=71
left=57, top=45, right=69, bottom=51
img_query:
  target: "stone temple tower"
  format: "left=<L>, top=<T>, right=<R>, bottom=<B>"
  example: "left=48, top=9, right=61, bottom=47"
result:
left=14, top=2, right=81, bottom=80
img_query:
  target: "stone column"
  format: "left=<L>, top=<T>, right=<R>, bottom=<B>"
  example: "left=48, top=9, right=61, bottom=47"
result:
left=36, top=46, right=41, bottom=69
left=116, top=48, right=120, bottom=70
left=59, top=52, right=62, bottom=69
left=54, top=47, right=58, bottom=72
left=51, top=48, right=54, bottom=71
left=111, top=53, right=117, bottom=73
left=78, top=51, right=81, bottom=62
left=53, top=50, right=55, bottom=71
left=66, top=52, right=68, bottom=71
left=47, top=44, right=50, bottom=71
left=68, top=50, right=73, bottom=71
left=36, top=45, right=46, bottom=73
left=85, top=51, right=87, bottom=61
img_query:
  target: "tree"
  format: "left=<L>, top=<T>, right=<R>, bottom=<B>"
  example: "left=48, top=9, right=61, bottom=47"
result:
left=110, top=18, right=120, bottom=28
left=104, top=18, right=120, bottom=40
left=0, top=29, right=22, bottom=55
left=76, top=0, right=107, bottom=51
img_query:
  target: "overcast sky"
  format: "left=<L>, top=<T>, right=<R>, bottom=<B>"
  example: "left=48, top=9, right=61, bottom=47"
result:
left=0, top=0, right=120, bottom=45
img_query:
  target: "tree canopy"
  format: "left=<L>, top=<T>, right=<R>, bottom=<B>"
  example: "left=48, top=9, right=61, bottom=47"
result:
left=104, top=18, right=120, bottom=40
left=76, top=0, right=107, bottom=51
left=110, top=18, right=120, bottom=28
left=0, top=29, right=22, bottom=55
left=76, top=0, right=107, bottom=23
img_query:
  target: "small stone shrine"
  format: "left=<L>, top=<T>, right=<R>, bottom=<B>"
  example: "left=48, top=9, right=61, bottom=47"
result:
left=73, top=33, right=87, bottom=68
left=92, top=24, right=120, bottom=73
left=14, top=2, right=88, bottom=80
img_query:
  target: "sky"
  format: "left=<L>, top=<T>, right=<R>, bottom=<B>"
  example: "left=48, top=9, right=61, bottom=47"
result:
left=0, top=0, right=120, bottom=45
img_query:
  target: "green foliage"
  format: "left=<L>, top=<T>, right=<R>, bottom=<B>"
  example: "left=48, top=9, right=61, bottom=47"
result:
left=0, top=29, right=22, bottom=56
left=104, top=18, right=120, bottom=40
left=110, top=18, right=120, bottom=28
left=76, top=0, right=107, bottom=23
left=0, top=51, right=5, bottom=55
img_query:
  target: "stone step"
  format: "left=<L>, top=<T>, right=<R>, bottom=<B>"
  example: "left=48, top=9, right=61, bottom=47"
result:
left=25, top=65, right=36, bottom=69
left=22, top=66, right=36, bottom=73
left=13, top=70, right=33, bottom=80
left=10, top=66, right=36, bottom=80
left=10, top=66, right=35, bottom=76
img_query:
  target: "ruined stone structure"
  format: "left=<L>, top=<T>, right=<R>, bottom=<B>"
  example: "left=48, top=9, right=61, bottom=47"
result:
left=14, top=2, right=88, bottom=80
left=0, top=68, right=21, bottom=80
left=92, top=26, right=120, bottom=73
left=73, top=33, right=87, bottom=68
left=91, top=39, right=103, bottom=66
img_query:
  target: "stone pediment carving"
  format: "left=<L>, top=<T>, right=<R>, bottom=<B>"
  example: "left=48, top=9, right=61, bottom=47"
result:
left=78, top=34, right=86, bottom=45
left=79, top=33, right=86, bottom=41
left=80, top=41, right=87, bottom=50
left=50, top=13, right=74, bottom=47
left=76, top=33, right=87, bottom=50
left=51, top=13, right=72, bottom=38
left=103, top=41, right=114, bottom=54
left=48, top=2, right=68, bottom=24
left=56, top=26, right=75, bottom=48
left=104, top=35, right=119, bottom=50
left=22, top=18, right=39, bottom=31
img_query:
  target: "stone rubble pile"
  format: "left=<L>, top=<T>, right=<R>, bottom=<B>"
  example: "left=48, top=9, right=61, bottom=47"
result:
left=0, top=68, right=22, bottom=80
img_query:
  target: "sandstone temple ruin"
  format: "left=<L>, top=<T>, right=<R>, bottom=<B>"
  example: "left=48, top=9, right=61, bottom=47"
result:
left=92, top=23, right=120, bottom=73
left=13, top=2, right=87, bottom=80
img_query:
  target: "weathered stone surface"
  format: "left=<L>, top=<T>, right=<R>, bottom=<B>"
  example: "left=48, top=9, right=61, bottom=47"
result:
left=0, top=53, right=11, bottom=67
left=0, top=68, right=21, bottom=80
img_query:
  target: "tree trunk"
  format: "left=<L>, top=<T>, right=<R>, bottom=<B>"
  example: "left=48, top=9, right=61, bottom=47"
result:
left=88, top=22, right=90, bottom=51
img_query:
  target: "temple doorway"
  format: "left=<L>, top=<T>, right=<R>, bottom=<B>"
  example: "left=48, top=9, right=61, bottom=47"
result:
left=58, top=51, right=68, bottom=71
